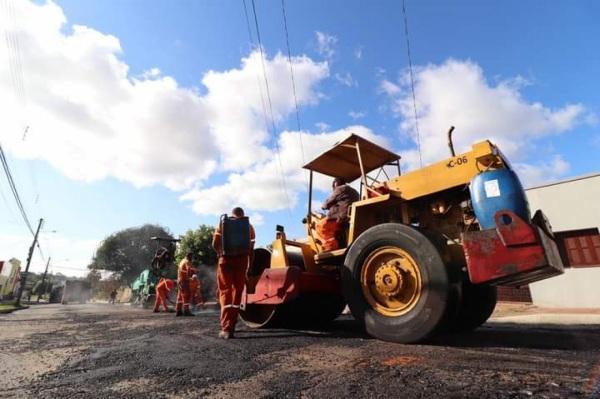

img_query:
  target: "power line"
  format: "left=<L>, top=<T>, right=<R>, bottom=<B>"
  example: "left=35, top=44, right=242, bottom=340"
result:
left=401, top=0, right=423, bottom=168
left=0, top=144, right=34, bottom=235
left=248, top=0, right=293, bottom=212
left=0, top=144, right=46, bottom=262
left=242, top=0, right=274, bottom=151
left=2, top=0, right=47, bottom=262
left=280, top=0, right=306, bottom=166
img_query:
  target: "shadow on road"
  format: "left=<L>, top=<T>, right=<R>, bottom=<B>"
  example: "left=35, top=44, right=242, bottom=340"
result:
left=433, top=323, right=600, bottom=350
left=236, top=317, right=372, bottom=340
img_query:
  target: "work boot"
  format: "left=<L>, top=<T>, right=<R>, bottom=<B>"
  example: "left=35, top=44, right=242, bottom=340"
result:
left=153, top=309, right=159, bottom=313
left=176, top=310, right=183, bottom=317
left=184, top=308, right=194, bottom=317
left=218, top=330, right=229, bottom=340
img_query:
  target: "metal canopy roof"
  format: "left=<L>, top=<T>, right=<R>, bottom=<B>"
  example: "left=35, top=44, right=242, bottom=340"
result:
left=303, top=133, right=401, bottom=182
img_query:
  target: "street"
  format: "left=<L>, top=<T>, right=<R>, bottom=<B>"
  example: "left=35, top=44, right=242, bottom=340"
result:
left=1, top=304, right=600, bottom=399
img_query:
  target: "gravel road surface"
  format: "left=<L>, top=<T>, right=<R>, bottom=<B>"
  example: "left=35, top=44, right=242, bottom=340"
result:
left=1, top=303, right=600, bottom=398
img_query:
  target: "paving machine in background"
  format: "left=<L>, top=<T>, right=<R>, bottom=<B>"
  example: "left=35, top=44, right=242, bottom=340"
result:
left=240, top=129, right=564, bottom=343
left=130, top=237, right=179, bottom=308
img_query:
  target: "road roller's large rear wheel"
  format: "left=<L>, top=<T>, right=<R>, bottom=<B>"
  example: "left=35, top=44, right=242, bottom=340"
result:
left=450, top=281, right=497, bottom=332
left=342, top=223, right=458, bottom=343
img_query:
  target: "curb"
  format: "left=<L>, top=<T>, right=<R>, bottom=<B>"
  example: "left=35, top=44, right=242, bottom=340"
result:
left=0, top=305, right=29, bottom=314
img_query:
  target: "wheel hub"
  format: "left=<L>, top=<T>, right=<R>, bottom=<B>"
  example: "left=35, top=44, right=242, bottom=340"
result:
left=360, top=246, right=423, bottom=317
left=374, top=263, right=404, bottom=297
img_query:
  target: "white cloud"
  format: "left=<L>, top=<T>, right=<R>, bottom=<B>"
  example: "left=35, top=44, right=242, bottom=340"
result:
left=203, top=51, right=328, bottom=170
left=0, top=1, right=329, bottom=191
left=315, top=122, right=330, bottom=132
left=514, top=155, right=570, bottom=187
left=334, top=72, right=357, bottom=87
left=354, top=46, right=363, bottom=60
left=348, top=110, right=366, bottom=120
left=315, top=31, right=337, bottom=59
left=181, top=126, right=388, bottom=215
left=381, top=59, right=587, bottom=173
left=379, top=79, right=401, bottom=96
left=248, top=213, right=265, bottom=226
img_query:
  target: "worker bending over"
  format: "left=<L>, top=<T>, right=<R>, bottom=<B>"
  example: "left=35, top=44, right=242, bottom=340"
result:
left=212, top=207, right=255, bottom=339
left=317, top=177, right=359, bottom=251
left=176, top=252, right=197, bottom=317
left=189, top=274, right=205, bottom=310
left=154, top=278, right=175, bottom=313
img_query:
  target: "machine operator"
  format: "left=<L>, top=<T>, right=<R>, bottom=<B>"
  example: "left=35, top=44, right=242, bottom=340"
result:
left=317, top=177, right=359, bottom=251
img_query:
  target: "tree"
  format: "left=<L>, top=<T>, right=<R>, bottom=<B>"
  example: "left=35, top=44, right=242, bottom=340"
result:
left=89, top=224, right=173, bottom=284
left=86, top=269, right=102, bottom=296
left=176, top=225, right=217, bottom=266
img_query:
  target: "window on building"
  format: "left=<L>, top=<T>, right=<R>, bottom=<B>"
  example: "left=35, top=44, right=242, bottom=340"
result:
left=0, top=262, right=12, bottom=277
left=555, top=228, right=600, bottom=267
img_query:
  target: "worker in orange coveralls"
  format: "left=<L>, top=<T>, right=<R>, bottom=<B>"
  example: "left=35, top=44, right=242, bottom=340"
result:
left=316, top=177, right=359, bottom=251
left=153, top=278, right=175, bottom=313
left=176, top=252, right=197, bottom=317
left=212, top=207, right=255, bottom=339
left=189, top=274, right=205, bottom=310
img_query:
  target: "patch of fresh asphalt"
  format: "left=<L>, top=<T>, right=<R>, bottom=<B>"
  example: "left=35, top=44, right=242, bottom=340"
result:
left=1, top=304, right=600, bottom=398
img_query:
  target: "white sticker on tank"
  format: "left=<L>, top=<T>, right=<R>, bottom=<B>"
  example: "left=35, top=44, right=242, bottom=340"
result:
left=484, top=179, right=501, bottom=198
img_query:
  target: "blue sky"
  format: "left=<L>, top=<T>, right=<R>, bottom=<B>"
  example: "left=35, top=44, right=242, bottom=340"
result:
left=1, top=0, right=598, bottom=276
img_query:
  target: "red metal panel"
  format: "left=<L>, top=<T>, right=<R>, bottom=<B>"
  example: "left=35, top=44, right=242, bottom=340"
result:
left=244, top=266, right=302, bottom=305
left=299, top=272, right=341, bottom=295
left=463, top=210, right=564, bottom=286
left=243, top=267, right=342, bottom=306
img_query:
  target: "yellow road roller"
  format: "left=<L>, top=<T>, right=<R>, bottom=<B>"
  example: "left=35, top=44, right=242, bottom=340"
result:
left=240, top=132, right=563, bottom=343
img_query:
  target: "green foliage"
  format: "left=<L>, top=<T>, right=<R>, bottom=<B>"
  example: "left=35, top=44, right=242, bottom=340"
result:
left=89, top=224, right=173, bottom=284
left=86, top=269, right=102, bottom=296
left=176, top=225, right=218, bottom=301
left=176, top=225, right=217, bottom=266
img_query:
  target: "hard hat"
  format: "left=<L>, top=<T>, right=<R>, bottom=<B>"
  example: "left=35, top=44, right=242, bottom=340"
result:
left=191, top=274, right=198, bottom=279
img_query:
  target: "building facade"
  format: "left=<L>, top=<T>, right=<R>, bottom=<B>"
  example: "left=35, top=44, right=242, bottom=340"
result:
left=0, top=258, right=21, bottom=300
left=526, top=173, right=600, bottom=308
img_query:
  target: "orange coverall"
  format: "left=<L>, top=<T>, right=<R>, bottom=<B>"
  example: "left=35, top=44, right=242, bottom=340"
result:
left=154, top=278, right=175, bottom=312
left=189, top=277, right=204, bottom=307
left=316, top=218, right=341, bottom=251
left=213, top=223, right=255, bottom=333
left=176, top=259, right=197, bottom=314
left=316, top=183, right=359, bottom=251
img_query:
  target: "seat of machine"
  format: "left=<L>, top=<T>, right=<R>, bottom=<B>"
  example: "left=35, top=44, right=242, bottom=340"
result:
left=314, top=248, right=346, bottom=263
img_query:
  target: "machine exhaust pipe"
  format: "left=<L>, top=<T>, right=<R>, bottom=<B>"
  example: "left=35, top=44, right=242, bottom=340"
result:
left=447, top=126, right=456, bottom=157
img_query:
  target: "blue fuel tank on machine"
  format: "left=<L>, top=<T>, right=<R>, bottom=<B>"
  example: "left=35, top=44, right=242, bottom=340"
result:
left=469, top=169, right=530, bottom=230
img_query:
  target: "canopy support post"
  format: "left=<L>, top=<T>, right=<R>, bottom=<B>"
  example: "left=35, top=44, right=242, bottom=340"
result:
left=355, top=140, right=368, bottom=198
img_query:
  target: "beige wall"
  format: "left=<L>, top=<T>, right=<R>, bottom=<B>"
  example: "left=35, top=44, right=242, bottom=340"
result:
left=530, top=268, right=600, bottom=308
left=525, top=174, right=600, bottom=232
left=526, top=174, right=600, bottom=307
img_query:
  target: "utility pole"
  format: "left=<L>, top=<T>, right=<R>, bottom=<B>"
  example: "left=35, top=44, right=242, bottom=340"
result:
left=37, top=256, right=51, bottom=303
left=15, top=218, right=44, bottom=307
